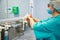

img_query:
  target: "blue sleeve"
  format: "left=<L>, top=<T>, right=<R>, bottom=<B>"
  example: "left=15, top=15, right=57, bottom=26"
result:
left=32, top=18, right=58, bottom=38
left=40, top=20, right=45, bottom=22
left=32, top=18, right=57, bottom=33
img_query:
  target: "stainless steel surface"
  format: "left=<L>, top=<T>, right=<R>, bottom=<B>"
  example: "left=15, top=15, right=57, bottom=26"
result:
left=0, top=17, right=24, bottom=24
left=0, top=32, right=1, bottom=40
left=9, top=28, right=24, bottom=40
left=8, top=21, right=26, bottom=40
left=0, top=19, right=28, bottom=40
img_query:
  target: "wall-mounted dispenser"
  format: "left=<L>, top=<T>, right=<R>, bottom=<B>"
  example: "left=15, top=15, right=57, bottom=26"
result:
left=12, top=6, right=19, bottom=17
left=12, top=6, right=19, bottom=14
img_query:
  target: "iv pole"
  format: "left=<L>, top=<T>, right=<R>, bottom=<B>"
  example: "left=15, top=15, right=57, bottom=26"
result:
left=27, top=0, right=34, bottom=27
left=30, top=0, right=34, bottom=16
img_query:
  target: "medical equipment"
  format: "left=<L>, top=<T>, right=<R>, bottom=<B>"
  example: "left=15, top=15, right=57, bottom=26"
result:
left=30, top=0, right=34, bottom=15
left=12, top=6, right=19, bottom=17
left=4, top=30, right=9, bottom=40
left=0, top=17, right=27, bottom=40
left=0, top=26, right=5, bottom=40
left=12, top=6, right=19, bottom=14
left=0, top=24, right=11, bottom=40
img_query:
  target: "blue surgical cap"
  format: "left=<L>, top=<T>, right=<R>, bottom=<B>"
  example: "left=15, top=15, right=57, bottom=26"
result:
left=49, top=1, right=60, bottom=12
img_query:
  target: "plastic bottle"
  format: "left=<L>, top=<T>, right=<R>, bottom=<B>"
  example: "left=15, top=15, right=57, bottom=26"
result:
left=4, top=30, right=9, bottom=40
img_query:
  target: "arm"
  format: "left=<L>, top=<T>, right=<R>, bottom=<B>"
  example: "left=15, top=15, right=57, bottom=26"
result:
left=25, top=14, right=40, bottom=22
left=28, top=17, right=35, bottom=28
left=32, top=18, right=57, bottom=32
left=28, top=17, right=57, bottom=38
left=32, top=18, right=40, bottom=22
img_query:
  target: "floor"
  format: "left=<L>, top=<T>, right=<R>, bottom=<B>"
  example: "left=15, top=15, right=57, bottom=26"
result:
left=12, top=28, right=36, bottom=40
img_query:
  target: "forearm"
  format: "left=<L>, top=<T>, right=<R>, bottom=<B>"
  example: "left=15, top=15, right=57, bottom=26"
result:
left=28, top=18, right=35, bottom=28
left=32, top=18, right=40, bottom=22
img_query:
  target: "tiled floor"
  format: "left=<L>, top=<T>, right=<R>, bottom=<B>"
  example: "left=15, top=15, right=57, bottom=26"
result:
left=13, top=29, right=36, bottom=40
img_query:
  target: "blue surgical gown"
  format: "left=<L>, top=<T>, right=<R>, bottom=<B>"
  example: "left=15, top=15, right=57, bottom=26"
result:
left=32, top=15, right=60, bottom=40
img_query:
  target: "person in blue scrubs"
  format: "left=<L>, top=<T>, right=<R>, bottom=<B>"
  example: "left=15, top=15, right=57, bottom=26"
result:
left=25, top=1, right=60, bottom=40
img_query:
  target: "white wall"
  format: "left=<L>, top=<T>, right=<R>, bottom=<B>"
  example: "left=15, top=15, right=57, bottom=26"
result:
left=0, top=0, right=51, bottom=20
left=8, top=0, right=29, bottom=18
left=33, top=0, right=51, bottom=20
left=0, top=0, right=8, bottom=19
left=0, top=0, right=29, bottom=19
